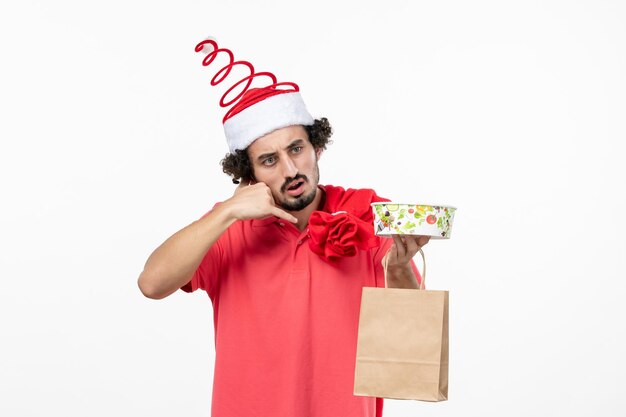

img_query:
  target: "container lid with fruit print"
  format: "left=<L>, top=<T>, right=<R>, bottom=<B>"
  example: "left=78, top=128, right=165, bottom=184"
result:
left=371, top=203, right=456, bottom=239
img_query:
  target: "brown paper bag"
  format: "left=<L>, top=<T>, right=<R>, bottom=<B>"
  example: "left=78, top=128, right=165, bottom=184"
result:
left=354, top=249, right=448, bottom=401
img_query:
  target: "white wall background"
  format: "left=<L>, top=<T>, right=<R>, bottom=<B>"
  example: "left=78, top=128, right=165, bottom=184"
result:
left=1, top=0, right=625, bottom=415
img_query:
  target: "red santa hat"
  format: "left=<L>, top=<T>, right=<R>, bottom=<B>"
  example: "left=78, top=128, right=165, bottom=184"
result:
left=196, top=37, right=314, bottom=153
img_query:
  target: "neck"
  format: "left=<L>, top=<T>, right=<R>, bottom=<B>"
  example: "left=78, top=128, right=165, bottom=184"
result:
left=288, top=187, right=324, bottom=231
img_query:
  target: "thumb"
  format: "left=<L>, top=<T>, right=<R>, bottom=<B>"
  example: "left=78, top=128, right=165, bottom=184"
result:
left=236, top=178, right=251, bottom=190
left=234, top=178, right=251, bottom=195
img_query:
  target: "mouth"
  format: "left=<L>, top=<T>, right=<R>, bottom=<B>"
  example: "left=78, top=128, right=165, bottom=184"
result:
left=285, top=179, right=306, bottom=196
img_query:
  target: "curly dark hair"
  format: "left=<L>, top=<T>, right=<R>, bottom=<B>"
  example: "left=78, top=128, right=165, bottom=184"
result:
left=220, top=117, right=333, bottom=184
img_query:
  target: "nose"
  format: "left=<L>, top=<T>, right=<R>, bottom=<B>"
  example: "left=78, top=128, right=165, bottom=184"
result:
left=279, top=153, right=298, bottom=179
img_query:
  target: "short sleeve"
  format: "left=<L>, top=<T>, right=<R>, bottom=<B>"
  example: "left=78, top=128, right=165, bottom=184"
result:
left=180, top=239, right=223, bottom=296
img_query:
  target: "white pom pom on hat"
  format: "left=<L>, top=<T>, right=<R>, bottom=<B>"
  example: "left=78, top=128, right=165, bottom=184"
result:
left=198, top=36, right=217, bottom=55
left=195, top=36, right=314, bottom=154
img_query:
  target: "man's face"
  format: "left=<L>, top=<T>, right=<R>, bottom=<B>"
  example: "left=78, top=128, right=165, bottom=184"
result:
left=247, top=125, right=321, bottom=212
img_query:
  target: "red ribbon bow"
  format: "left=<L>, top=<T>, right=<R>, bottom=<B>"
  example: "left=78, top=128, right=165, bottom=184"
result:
left=308, top=185, right=390, bottom=262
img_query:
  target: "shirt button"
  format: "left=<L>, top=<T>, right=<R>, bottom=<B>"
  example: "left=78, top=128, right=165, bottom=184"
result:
left=297, top=240, right=303, bottom=245
left=278, top=222, right=285, bottom=227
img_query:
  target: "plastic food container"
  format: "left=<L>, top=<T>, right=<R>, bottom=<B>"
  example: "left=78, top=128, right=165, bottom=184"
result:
left=371, top=203, right=456, bottom=239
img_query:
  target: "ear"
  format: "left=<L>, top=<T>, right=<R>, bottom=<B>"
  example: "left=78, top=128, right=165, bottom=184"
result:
left=315, top=147, right=323, bottom=160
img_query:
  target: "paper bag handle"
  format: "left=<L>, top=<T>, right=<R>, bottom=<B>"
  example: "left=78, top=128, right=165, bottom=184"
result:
left=384, top=248, right=426, bottom=290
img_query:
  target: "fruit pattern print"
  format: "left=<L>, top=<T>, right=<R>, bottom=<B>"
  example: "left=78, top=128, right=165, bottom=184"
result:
left=373, top=204, right=455, bottom=237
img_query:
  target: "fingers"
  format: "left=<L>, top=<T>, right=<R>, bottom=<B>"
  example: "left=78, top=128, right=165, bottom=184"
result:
left=390, top=235, right=431, bottom=262
left=228, top=181, right=300, bottom=223
left=417, top=235, right=431, bottom=247
left=392, top=235, right=406, bottom=258
left=234, top=179, right=250, bottom=195
left=271, top=207, right=298, bottom=224
left=405, top=235, right=430, bottom=255
left=258, top=184, right=296, bottom=222
left=235, top=180, right=263, bottom=197
left=405, top=235, right=420, bottom=255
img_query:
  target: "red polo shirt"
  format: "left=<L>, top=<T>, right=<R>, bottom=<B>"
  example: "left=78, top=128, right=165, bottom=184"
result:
left=182, top=185, right=420, bottom=417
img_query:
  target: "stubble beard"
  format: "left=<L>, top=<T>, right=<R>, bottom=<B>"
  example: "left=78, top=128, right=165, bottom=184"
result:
left=278, top=163, right=320, bottom=212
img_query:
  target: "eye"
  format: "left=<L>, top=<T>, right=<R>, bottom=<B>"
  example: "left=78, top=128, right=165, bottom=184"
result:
left=291, top=146, right=303, bottom=153
left=262, top=156, right=276, bottom=166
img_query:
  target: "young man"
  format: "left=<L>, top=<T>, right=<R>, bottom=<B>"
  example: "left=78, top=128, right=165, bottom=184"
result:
left=138, top=38, right=429, bottom=417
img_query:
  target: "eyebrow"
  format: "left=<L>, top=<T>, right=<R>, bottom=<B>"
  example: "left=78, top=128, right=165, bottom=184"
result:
left=256, top=139, right=306, bottom=163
